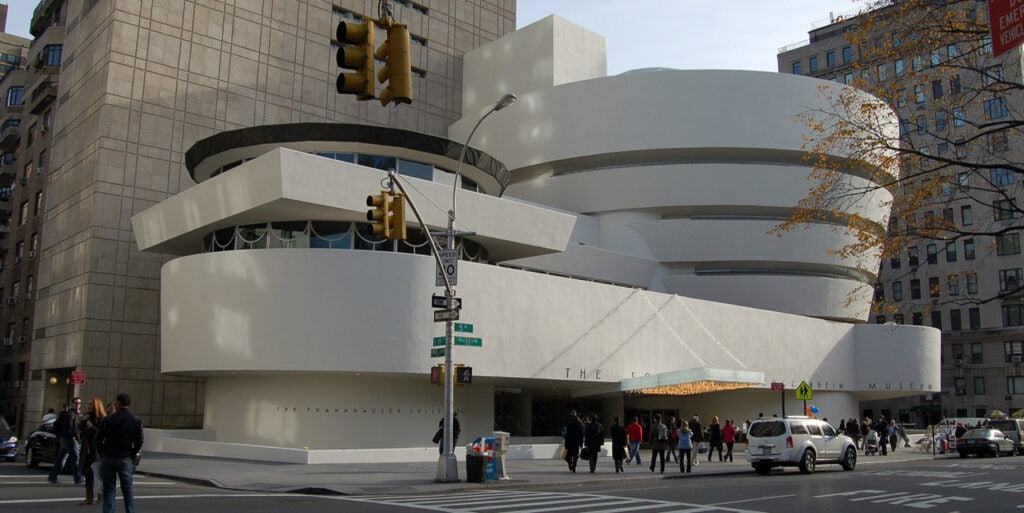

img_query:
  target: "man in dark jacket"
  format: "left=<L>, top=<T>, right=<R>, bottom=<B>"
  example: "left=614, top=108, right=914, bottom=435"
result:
left=97, top=393, right=143, bottom=513
left=48, top=397, right=83, bottom=484
left=562, top=410, right=584, bottom=473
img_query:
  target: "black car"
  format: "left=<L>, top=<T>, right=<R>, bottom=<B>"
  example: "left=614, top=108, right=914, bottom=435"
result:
left=24, top=416, right=60, bottom=469
left=956, top=428, right=1017, bottom=458
left=1, top=416, right=16, bottom=462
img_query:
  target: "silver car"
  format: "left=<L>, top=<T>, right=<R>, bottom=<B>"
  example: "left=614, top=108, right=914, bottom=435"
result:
left=745, top=416, right=857, bottom=475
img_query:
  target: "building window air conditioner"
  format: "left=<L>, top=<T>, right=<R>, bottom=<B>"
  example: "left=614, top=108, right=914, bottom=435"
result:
left=18, top=177, right=27, bottom=185
left=1012, top=355, right=1024, bottom=363
left=14, top=380, right=22, bottom=388
left=14, top=256, right=21, bottom=265
left=17, top=335, right=25, bottom=343
left=955, top=388, right=966, bottom=395
left=24, top=292, right=31, bottom=301
left=5, top=296, right=14, bottom=305
left=954, top=356, right=965, bottom=365
left=27, top=250, right=34, bottom=259
left=36, top=166, right=44, bottom=174
left=1, top=337, right=11, bottom=346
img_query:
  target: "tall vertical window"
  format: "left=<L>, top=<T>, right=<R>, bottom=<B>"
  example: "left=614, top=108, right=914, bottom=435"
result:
left=929, top=277, right=940, bottom=297
left=842, top=46, right=852, bottom=63
left=43, top=44, right=62, bottom=67
left=947, top=275, right=959, bottom=295
left=950, top=309, right=962, bottom=331
left=974, top=376, right=986, bottom=395
left=969, top=308, right=981, bottom=329
left=792, top=61, right=802, bottom=75
left=926, top=244, right=938, bottom=264
left=964, top=238, right=976, bottom=260
left=5, top=86, right=22, bottom=106
left=914, top=84, right=925, bottom=103
left=877, top=63, right=887, bottom=81
left=809, top=56, right=819, bottom=72
left=953, top=107, right=966, bottom=126
left=826, top=51, right=836, bottom=67
left=950, top=75, right=961, bottom=94
left=910, top=279, right=921, bottom=299
left=961, top=205, right=972, bottom=225
left=895, top=58, right=905, bottom=76
left=966, top=272, right=978, bottom=294
left=892, top=281, right=904, bottom=301
left=936, top=112, right=948, bottom=131
left=931, top=310, right=942, bottom=329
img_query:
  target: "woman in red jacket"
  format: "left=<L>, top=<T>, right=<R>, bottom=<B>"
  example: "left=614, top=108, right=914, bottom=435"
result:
left=722, top=419, right=737, bottom=462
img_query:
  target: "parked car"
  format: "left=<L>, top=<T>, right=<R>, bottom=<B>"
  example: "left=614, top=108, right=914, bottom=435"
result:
left=1, top=416, right=16, bottom=462
left=985, top=419, right=1024, bottom=455
left=745, top=416, right=857, bottom=475
left=24, top=417, right=59, bottom=469
left=956, top=428, right=1017, bottom=458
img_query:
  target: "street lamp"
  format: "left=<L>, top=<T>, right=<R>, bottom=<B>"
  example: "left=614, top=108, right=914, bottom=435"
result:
left=436, top=93, right=516, bottom=483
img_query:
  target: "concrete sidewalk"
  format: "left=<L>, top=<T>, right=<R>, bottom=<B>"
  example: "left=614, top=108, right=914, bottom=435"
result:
left=135, top=448, right=941, bottom=496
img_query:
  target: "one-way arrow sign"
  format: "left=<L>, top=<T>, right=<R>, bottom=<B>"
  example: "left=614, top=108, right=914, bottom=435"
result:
left=431, top=294, right=461, bottom=309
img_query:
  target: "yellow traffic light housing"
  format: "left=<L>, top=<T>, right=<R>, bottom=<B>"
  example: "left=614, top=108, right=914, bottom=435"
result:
left=374, top=24, right=412, bottom=106
left=365, top=190, right=407, bottom=240
left=366, top=191, right=391, bottom=239
left=389, top=192, right=407, bottom=240
left=336, top=19, right=375, bottom=100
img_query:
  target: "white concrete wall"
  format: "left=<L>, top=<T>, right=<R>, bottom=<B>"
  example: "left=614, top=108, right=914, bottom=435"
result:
left=159, top=249, right=938, bottom=450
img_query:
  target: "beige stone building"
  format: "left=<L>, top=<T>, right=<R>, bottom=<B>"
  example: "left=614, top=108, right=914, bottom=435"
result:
left=778, top=3, right=1024, bottom=425
left=0, top=0, right=513, bottom=436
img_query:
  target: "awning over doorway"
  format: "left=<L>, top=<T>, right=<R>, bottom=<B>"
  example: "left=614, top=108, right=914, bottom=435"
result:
left=620, top=368, right=765, bottom=396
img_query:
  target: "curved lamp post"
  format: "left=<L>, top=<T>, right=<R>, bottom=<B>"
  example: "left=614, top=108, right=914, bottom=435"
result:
left=436, top=93, right=516, bottom=483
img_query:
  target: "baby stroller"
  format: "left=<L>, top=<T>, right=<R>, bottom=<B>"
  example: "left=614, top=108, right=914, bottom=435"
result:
left=864, top=430, right=880, bottom=455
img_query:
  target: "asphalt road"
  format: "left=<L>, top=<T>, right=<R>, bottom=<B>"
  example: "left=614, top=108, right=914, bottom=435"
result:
left=3, top=454, right=1023, bottom=513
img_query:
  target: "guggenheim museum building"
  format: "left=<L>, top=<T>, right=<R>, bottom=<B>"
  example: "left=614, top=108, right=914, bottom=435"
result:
left=132, top=16, right=939, bottom=462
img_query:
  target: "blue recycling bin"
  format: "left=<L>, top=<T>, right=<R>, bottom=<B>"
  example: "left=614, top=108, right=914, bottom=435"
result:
left=469, top=436, right=497, bottom=481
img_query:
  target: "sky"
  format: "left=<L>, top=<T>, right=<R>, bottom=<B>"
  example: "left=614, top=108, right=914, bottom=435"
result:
left=3, top=1, right=865, bottom=73
left=516, top=0, right=865, bottom=74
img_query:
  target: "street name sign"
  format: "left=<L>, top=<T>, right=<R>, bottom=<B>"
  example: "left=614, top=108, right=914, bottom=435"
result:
left=454, top=323, right=473, bottom=333
left=430, top=347, right=445, bottom=358
left=434, top=309, right=459, bottom=322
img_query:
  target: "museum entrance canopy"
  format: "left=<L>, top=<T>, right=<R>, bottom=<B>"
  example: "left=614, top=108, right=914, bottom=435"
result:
left=620, top=368, right=766, bottom=396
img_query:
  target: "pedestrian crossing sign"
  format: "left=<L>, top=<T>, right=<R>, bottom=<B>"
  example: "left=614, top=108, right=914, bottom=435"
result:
left=795, top=381, right=813, bottom=400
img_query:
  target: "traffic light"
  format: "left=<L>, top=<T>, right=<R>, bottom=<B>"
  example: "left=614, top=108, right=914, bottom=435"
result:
left=430, top=365, right=444, bottom=385
left=389, top=192, right=407, bottom=240
left=366, top=191, right=391, bottom=239
left=336, top=19, right=375, bottom=100
left=365, top=191, right=407, bottom=240
left=374, top=24, right=412, bottom=106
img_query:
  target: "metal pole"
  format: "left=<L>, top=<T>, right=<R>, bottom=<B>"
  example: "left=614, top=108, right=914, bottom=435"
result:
left=435, top=93, right=515, bottom=483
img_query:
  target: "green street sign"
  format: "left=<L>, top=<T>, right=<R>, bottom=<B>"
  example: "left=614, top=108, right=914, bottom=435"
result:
left=454, top=323, right=473, bottom=333
left=432, top=337, right=445, bottom=347
left=454, top=336, right=482, bottom=347
left=430, top=347, right=445, bottom=358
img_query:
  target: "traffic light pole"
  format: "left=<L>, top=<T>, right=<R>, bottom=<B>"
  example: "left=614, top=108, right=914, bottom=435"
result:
left=438, top=211, right=459, bottom=482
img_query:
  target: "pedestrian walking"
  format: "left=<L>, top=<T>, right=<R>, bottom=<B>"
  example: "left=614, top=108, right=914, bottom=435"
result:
left=583, top=413, right=604, bottom=473
left=610, top=417, right=627, bottom=473
left=648, top=414, right=668, bottom=474
left=78, top=397, right=107, bottom=505
left=625, top=416, right=643, bottom=465
left=667, top=416, right=679, bottom=462
left=722, top=419, right=736, bottom=462
left=689, top=415, right=703, bottom=466
left=676, top=423, right=693, bottom=473
left=97, top=393, right=143, bottom=513
left=707, top=416, right=723, bottom=462
left=562, top=410, right=584, bottom=473
left=48, top=398, right=83, bottom=485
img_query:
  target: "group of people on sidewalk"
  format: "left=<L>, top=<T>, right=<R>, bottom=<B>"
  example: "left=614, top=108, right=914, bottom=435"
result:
left=43, top=393, right=144, bottom=513
left=837, top=415, right=912, bottom=455
left=562, top=411, right=742, bottom=474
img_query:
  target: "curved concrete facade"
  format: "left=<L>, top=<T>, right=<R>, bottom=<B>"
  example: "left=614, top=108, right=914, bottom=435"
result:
left=132, top=16, right=937, bottom=461
left=453, top=68, right=895, bottom=322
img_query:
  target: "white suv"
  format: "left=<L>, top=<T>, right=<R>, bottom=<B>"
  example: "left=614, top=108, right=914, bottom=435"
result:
left=745, top=416, right=857, bottom=475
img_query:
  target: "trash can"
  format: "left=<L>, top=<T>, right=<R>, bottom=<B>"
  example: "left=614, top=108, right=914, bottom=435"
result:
left=466, top=452, right=486, bottom=483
